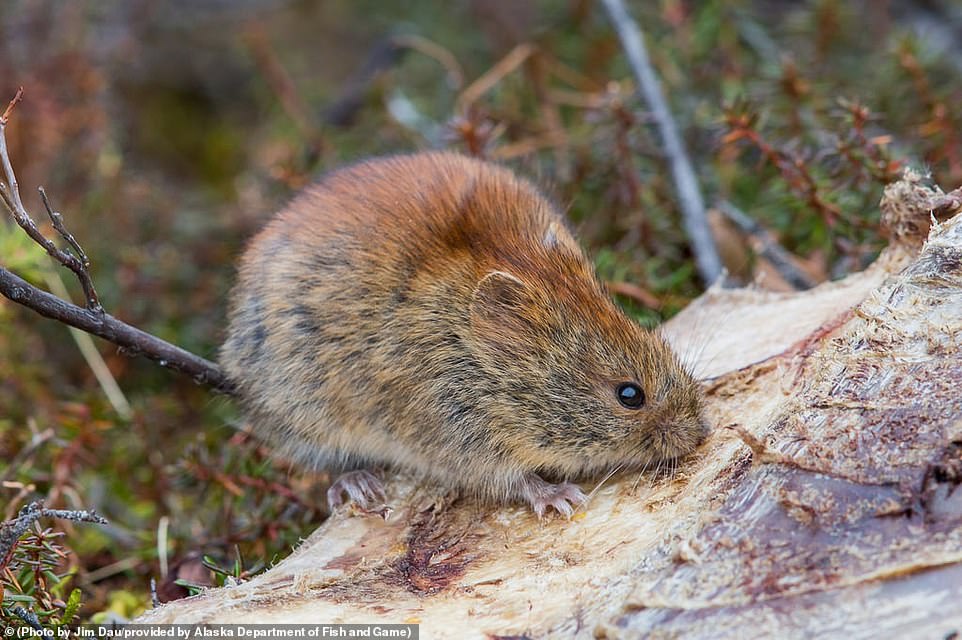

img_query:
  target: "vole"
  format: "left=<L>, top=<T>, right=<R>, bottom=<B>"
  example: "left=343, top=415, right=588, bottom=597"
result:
left=221, top=152, right=708, bottom=518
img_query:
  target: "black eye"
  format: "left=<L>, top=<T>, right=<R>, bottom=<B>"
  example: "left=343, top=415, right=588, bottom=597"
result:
left=616, top=382, right=645, bottom=409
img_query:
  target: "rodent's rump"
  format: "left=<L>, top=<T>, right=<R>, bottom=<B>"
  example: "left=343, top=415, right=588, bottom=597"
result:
left=221, top=152, right=707, bottom=514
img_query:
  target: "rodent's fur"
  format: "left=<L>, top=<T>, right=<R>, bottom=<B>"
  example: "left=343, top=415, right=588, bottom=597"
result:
left=221, top=151, right=707, bottom=508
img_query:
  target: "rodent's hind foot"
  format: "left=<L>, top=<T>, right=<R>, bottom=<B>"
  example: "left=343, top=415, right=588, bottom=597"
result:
left=518, top=473, right=587, bottom=520
left=326, top=470, right=386, bottom=511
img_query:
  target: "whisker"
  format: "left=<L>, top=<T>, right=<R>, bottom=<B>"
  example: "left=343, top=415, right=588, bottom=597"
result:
left=669, top=304, right=737, bottom=380
left=581, top=462, right=624, bottom=511
left=698, top=306, right=738, bottom=378
left=629, top=456, right=652, bottom=494
left=634, top=432, right=657, bottom=452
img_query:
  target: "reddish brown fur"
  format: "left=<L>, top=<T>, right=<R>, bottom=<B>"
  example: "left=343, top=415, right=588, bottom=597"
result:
left=221, top=152, right=707, bottom=506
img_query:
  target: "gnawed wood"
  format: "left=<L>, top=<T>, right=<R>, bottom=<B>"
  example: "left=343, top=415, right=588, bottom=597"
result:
left=140, top=175, right=962, bottom=639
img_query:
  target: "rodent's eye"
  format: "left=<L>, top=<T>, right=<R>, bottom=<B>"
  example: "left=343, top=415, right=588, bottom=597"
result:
left=616, top=382, right=645, bottom=409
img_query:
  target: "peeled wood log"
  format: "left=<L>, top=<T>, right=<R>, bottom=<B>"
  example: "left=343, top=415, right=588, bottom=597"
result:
left=139, top=175, right=962, bottom=639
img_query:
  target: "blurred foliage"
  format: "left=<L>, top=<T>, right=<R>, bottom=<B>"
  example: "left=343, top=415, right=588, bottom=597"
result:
left=1, top=0, right=961, bottom=625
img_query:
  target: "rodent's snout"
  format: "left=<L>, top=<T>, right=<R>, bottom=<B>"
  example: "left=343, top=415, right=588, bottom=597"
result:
left=656, top=413, right=711, bottom=461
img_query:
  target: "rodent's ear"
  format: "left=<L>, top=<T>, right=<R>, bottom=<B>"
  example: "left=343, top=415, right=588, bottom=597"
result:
left=473, top=270, right=530, bottom=311
left=469, top=271, right=539, bottom=356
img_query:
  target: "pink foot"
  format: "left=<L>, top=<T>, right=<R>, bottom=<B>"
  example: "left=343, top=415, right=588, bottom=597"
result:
left=326, top=470, right=386, bottom=510
left=518, top=474, right=587, bottom=519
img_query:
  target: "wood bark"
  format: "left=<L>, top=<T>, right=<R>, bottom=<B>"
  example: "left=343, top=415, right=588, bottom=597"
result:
left=138, top=174, right=962, bottom=639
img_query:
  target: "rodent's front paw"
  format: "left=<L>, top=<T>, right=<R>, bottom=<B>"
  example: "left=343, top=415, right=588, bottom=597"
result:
left=518, top=473, right=587, bottom=520
left=326, top=469, right=386, bottom=511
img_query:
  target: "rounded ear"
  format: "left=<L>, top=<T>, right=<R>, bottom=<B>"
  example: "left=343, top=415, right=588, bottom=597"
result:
left=473, top=270, right=529, bottom=311
left=469, top=271, right=538, bottom=357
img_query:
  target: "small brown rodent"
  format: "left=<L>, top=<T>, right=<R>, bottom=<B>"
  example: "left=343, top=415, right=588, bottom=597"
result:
left=221, top=152, right=707, bottom=517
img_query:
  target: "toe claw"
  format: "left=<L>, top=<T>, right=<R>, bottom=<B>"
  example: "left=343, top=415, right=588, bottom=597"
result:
left=327, top=470, right=386, bottom=511
left=518, top=474, right=587, bottom=520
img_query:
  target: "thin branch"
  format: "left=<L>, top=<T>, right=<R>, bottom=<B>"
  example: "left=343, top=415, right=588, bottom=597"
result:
left=0, top=86, right=23, bottom=124
left=0, top=501, right=108, bottom=574
left=599, top=0, right=722, bottom=286
left=392, top=34, right=464, bottom=90
left=0, top=91, right=101, bottom=311
left=9, top=606, right=43, bottom=630
left=0, top=265, right=232, bottom=392
left=455, top=43, right=536, bottom=115
left=607, top=280, right=662, bottom=309
left=717, top=200, right=818, bottom=290
left=0, top=89, right=234, bottom=395
left=39, top=187, right=89, bottom=270
left=0, top=182, right=98, bottom=303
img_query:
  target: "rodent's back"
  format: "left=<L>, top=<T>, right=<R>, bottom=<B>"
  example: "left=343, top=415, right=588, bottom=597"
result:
left=221, top=153, right=595, bottom=488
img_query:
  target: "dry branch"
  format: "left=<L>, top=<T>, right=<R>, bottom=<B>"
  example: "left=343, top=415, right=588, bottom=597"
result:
left=600, top=0, right=722, bottom=286
left=0, top=88, right=100, bottom=311
left=0, top=90, right=233, bottom=394
left=0, top=501, right=108, bottom=574
left=0, top=267, right=231, bottom=392
left=9, top=606, right=42, bottom=631
left=716, top=200, right=818, bottom=290
left=137, top=174, right=962, bottom=638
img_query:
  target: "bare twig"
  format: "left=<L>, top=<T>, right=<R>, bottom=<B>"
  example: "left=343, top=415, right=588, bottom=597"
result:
left=81, top=556, right=142, bottom=584
left=490, top=130, right=567, bottom=160
left=386, top=88, right=444, bottom=145
left=0, top=89, right=233, bottom=394
left=0, top=266, right=232, bottom=391
left=0, top=86, right=23, bottom=124
left=607, top=280, right=662, bottom=309
left=599, top=0, right=722, bottom=286
left=0, top=501, right=107, bottom=574
left=0, top=90, right=101, bottom=312
left=392, top=34, right=464, bottom=90
left=717, top=201, right=818, bottom=290
left=39, top=187, right=89, bottom=271
left=455, top=43, right=535, bottom=115
left=9, top=606, right=43, bottom=630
